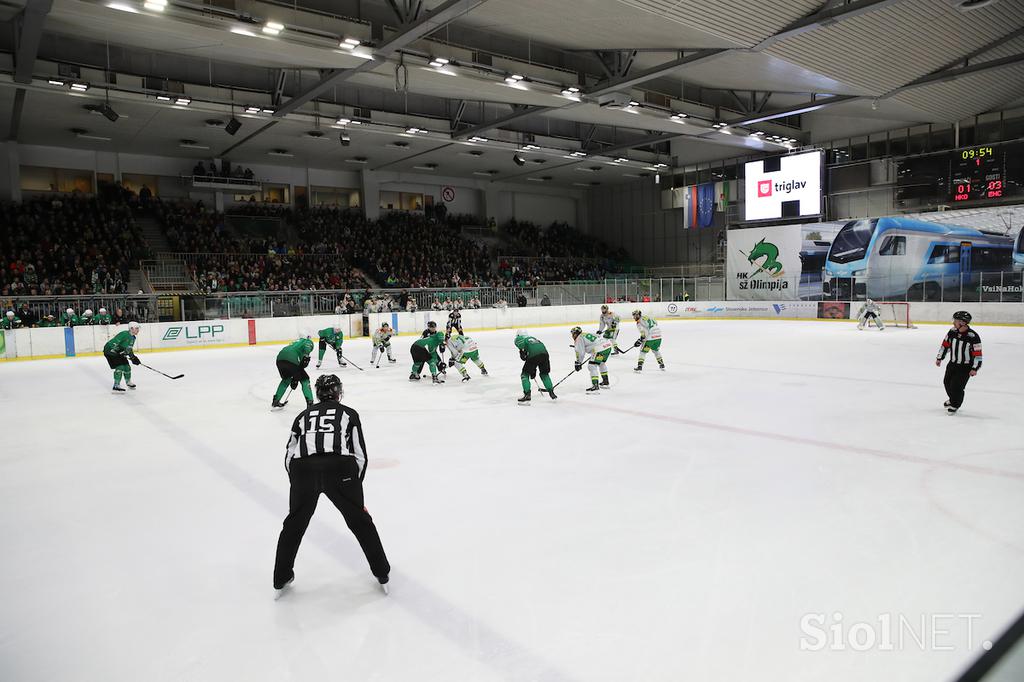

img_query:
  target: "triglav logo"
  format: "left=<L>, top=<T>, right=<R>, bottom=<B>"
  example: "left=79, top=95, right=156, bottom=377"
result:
left=757, top=180, right=773, bottom=197
left=758, top=178, right=807, bottom=198
left=162, top=324, right=225, bottom=341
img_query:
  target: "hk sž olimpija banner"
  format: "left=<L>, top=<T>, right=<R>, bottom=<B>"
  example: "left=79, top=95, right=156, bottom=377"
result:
left=727, top=224, right=803, bottom=300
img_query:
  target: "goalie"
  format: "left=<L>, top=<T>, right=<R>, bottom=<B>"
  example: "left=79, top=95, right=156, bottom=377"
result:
left=856, top=299, right=885, bottom=331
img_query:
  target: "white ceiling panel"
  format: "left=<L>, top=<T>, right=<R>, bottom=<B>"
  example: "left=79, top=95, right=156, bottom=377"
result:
left=765, top=0, right=1024, bottom=95
left=617, top=0, right=821, bottom=47
left=442, top=0, right=742, bottom=50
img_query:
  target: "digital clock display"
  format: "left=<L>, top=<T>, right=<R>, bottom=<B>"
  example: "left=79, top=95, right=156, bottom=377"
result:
left=951, top=145, right=1005, bottom=202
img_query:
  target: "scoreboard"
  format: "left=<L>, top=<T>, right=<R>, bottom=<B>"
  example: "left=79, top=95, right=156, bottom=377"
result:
left=896, top=140, right=1022, bottom=207
left=950, top=146, right=1004, bottom=202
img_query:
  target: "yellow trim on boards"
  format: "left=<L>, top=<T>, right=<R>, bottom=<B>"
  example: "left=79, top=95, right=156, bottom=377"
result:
left=2, top=315, right=1021, bottom=363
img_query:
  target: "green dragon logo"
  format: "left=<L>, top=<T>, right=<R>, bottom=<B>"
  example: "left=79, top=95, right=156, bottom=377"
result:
left=745, top=238, right=785, bottom=277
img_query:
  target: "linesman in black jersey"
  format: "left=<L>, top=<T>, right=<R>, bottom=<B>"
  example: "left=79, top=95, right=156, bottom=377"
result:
left=273, top=374, right=391, bottom=593
left=935, top=310, right=983, bottom=415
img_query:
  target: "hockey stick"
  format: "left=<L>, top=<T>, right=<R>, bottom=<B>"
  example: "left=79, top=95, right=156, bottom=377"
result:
left=539, top=367, right=579, bottom=393
left=341, top=353, right=364, bottom=371
left=374, top=346, right=384, bottom=368
left=273, top=386, right=293, bottom=409
left=140, top=362, right=184, bottom=380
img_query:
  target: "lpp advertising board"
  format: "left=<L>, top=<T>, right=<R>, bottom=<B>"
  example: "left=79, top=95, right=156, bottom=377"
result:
left=744, top=151, right=823, bottom=222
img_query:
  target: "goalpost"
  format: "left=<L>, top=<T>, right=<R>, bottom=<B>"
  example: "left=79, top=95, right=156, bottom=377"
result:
left=879, top=302, right=915, bottom=328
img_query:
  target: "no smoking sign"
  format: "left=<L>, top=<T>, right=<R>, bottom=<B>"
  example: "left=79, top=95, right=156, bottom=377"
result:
left=441, top=186, right=456, bottom=202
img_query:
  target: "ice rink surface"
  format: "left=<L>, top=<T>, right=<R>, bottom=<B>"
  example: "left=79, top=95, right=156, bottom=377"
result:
left=2, top=319, right=1023, bottom=682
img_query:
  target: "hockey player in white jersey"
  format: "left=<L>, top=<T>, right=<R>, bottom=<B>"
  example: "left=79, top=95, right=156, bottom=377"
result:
left=371, top=323, right=397, bottom=366
left=856, top=299, right=885, bottom=330
left=596, top=304, right=625, bottom=354
left=571, top=326, right=614, bottom=393
left=632, top=310, right=665, bottom=372
left=446, top=334, right=488, bottom=381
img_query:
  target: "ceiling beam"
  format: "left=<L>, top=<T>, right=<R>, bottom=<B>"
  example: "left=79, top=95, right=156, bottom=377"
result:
left=753, top=0, right=909, bottom=50
left=6, top=88, right=26, bottom=141
left=372, top=142, right=454, bottom=171
left=585, top=50, right=728, bottom=99
left=273, top=0, right=492, bottom=118
left=14, top=0, right=53, bottom=85
left=728, top=95, right=858, bottom=126
left=881, top=52, right=1024, bottom=99
left=452, top=106, right=555, bottom=140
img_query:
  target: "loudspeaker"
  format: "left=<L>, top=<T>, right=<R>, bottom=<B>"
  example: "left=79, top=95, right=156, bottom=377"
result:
left=512, top=153, right=526, bottom=166
left=339, top=132, right=351, bottom=146
left=99, top=103, right=119, bottom=122
left=225, top=117, right=242, bottom=135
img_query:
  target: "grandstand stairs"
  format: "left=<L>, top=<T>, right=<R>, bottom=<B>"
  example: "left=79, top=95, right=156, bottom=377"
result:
left=135, top=215, right=196, bottom=292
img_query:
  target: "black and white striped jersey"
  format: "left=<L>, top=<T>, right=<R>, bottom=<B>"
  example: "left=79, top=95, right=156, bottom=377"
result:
left=937, top=328, right=983, bottom=371
left=284, top=400, right=368, bottom=478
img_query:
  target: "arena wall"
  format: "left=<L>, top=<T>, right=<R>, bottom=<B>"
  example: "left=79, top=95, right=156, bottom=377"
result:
left=2, top=301, right=1022, bottom=361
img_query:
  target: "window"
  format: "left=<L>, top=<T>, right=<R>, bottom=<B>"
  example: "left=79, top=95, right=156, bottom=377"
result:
left=828, top=219, right=876, bottom=263
left=928, top=244, right=960, bottom=264
left=878, top=235, right=906, bottom=256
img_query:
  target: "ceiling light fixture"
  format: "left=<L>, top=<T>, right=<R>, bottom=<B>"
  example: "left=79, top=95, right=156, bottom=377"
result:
left=569, top=151, right=587, bottom=158
left=47, top=79, right=65, bottom=87
left=156, top=95, right=172, bottom=102
left=262, top=21, right=284, bottom=36
left=143, top=0, right=166, bottom=11
left=107, top=2, right=140, bottom=13
left=335, top=117, right=351, bottom=126
left=340, top=37, right=361, bottom=49
left=670, top=113, right=687, bottom=121
left=468, top=136, right=488, bottom=143
left=70, top=82, right=90, bottom=92
left=521, top=144, right=540, bottom=151
left=175, top=97, right=191, bottom=106
left=429, top=57, right=450, bottom=68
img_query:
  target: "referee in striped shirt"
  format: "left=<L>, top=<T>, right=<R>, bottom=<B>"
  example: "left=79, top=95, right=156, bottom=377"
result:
left=935, top=311, right=983, bottom=415
left=273, top=374, right=391, bottom=593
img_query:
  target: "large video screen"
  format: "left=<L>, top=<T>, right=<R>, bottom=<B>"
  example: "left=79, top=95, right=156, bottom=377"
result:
left=743, top=150, right=823, bottom=222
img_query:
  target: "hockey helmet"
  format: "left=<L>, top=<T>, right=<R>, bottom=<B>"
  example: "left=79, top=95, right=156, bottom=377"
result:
left=427, top=321, right=437, bottom=329
left=5, top=310, right=13, bottom=319
left=315, top=374, right=343, bottom=402
left=128, top=321, right=141, bottom=333
left=570, top=326, right=583, bottom=339
left=381, top=322, right=390, bottom=328
left=66, top=307, right=74, bottom=315
left=601, top=304, right=609, bottom=314
left=333, top=324, right=343, bottom=333
left=515, top=329, right=528, bottom=338
left=952, top=310, right=972, bottom=324
left=632, top=309, right=642, bottom=320
left=99, top=308, right=107, bottom=315
left=450, top=310, right=461, bottom=317
left=84, top=309, right=93, bottom=317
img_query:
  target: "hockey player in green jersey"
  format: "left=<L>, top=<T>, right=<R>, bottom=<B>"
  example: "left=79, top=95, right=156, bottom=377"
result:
left=572, top=326, right=613, bottom=393
left=94, top=308, right=113, bottom=325
left=514, top=329, right=556, bottom=404
left=60, top=307, right=80, bottom=327
left=2, top=310, right=21, bottom=330
left=596, top=305, right=624, bottom=354
left=81, top=309, right=95, bottom=325
left=273, top=334, right=315, bottom=408
left=315, top=325, right=347, bottom=368
left=410, top=330, right=445, bottom=384
left=371, top=322, right=396, bottom=366
left=446, top=334, right=488, bottom=381
left=39, top=314, right=57, bottom=327
left=103, top=321, right=142, bottom=392
left=632, top=310, right=665, bottom=372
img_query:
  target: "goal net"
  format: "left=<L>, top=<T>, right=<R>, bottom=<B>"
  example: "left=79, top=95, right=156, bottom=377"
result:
left=880, top=302, right=915, bottom=328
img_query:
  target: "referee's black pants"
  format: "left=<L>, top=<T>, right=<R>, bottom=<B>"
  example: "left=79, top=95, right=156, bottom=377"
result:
left=943, top=363, right=973, bottom=409
left=274, top=456, right=390, bottom=587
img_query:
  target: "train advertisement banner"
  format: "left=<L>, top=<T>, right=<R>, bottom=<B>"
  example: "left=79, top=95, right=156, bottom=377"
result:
left=727, top=224, right=803, bottom=300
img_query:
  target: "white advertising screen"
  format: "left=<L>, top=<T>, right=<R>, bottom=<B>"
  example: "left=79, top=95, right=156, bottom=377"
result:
left=744, top=151, right=823, bottom=221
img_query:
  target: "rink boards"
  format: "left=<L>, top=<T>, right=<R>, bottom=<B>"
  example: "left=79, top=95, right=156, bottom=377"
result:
left=2, top=299, right=1023, bottom=361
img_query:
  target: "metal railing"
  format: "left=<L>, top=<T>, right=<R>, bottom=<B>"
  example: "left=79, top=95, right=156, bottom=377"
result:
left=536, top=278, right=724, bottom=305
left=0, top=294, right=159, bottom=323
left=140, top=258, right=195, bottom=292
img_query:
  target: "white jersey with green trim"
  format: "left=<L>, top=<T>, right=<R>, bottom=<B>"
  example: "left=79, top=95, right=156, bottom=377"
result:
left=574, top=332, right=613, bottom=362
left=637, top=315, right=662, bottom=340
left=372, top=328, right=394, bottom=345
left=597, top=312, right=620, bottom=334
left=446, top=335, right=478, bottom=360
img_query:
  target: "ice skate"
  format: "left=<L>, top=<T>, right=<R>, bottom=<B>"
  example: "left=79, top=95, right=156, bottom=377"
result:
left=432, top=375, right=444, bottom=384
left=126, top=381, right=136, bottom=389
left=586, top=384, right=600, bottom=393
left=409, top=373, right=420, bottom=381
left=315, top=361, right=322, bottom=369
left=547, top=390, right=557, bottom=400
left=274, top=573, right=294, bottom=599
left=388, top=358, right=396, bottom=363
left=634, top=364, right=643, bottom=372
left=112, top=384, right=126, bottom=393
left=600, top=376, right=610, bottom=388
left=480, top=368, right=488, bottom=375
left=517, top=393, right=531, bottom=406
left=658, top=361, right=665, bottom=371
left=943, top=400, right=951, bottom=408
left=461, top=375, right=470, bottom=382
